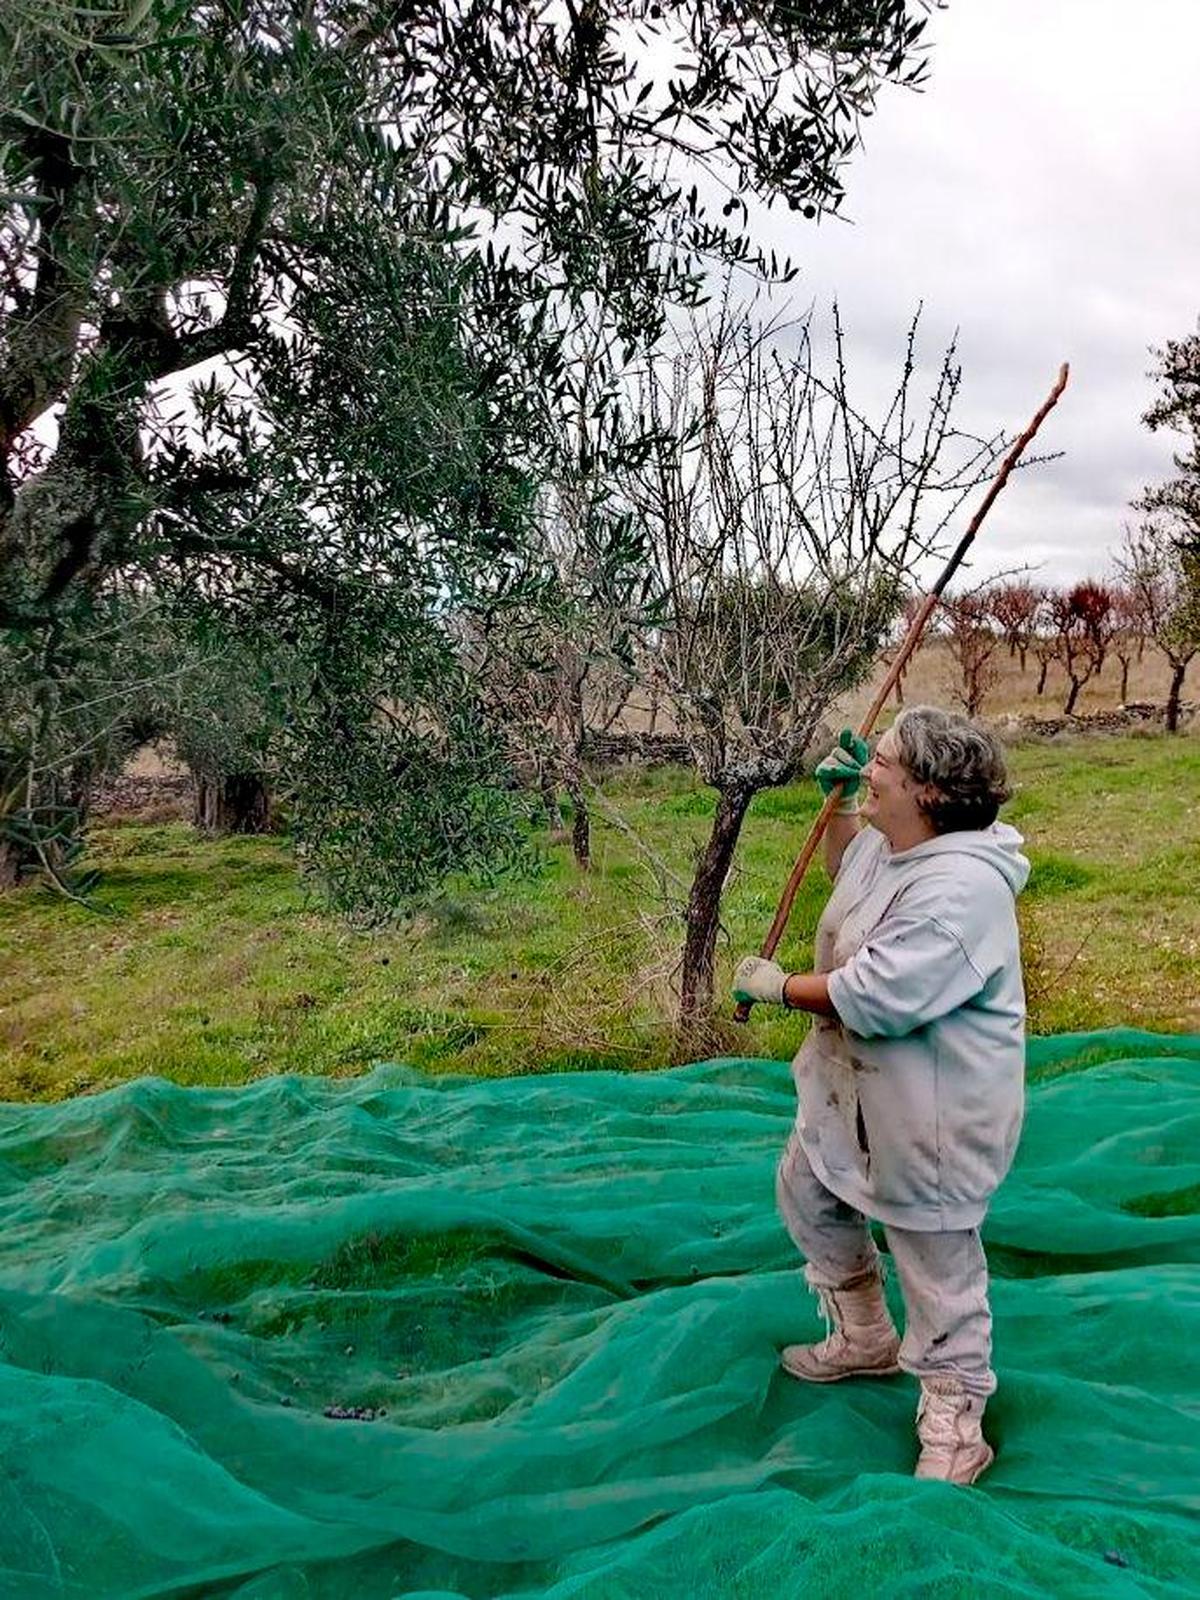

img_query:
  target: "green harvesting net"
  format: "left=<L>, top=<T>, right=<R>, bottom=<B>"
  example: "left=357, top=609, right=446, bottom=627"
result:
left=1, top=1028, right=1198, bottom=1598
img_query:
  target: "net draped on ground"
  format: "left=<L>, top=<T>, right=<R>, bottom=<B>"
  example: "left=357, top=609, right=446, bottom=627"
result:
left=1, top=1029, right=1197, bottom=1599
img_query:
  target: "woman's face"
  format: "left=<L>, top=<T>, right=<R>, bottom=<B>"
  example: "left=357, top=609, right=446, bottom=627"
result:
left=860, top=728, right=935, bottom=844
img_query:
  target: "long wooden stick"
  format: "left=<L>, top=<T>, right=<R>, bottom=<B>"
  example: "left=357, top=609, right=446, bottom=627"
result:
left=733, top=361, right=1070, bottom=1023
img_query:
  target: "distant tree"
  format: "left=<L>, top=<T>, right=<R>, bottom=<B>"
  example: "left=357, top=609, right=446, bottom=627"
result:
left=939, top=584, right=1003, bottom=717
left=876, top=591, right=925, bottom=707
left=989, top=579, right=1043, bottom=671
left=1049, top=581, right=1117, bottom=714
left=463, top=480, right=648, bottom=873
left=1117, top=523, right=1200, bottom=731
left=1138, top=323, right=1200, bottom=556
left=1030, top=590, right=1059, bottom=696
left=168, top=634, right=294, bottom=836
left=0, top=588, right=169, bottom=890
left=1133, top=323, right=1200, bottom=730
left=1110, top=580, right=1150, bottom=704
left=620, top=305, right=1002, bottom=1035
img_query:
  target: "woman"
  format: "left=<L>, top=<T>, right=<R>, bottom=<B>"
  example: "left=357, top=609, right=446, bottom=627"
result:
left=732, top=705, right=1029, bottom=1486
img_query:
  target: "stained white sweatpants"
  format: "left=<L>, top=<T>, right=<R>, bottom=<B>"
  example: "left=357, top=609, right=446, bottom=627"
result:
left=776, top=1129, right=997, bottom=1397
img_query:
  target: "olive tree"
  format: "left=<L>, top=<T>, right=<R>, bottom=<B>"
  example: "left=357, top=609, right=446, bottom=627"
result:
left=0, top=588, right=173, bottom=889
left=1139, top=322, right=1200, bottom=555
left=1, top=0, right=935, bottom=903
left=1117, top=523, right=1200, bottom=731
left=1132, top=323, right=1200, bottom=730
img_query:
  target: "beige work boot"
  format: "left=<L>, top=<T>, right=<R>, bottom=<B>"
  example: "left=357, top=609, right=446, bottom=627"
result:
left=914, top=1376, right=994, bottom=1485
left=780, top=1269, right=902, bottom=1383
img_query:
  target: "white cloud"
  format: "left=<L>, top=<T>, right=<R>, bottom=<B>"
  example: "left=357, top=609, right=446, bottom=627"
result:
left=743, top=0, right=1200, bottom=586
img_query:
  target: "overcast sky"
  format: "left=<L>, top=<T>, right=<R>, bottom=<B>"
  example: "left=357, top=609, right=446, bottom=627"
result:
left=747, top=0, right=1200, bottom=587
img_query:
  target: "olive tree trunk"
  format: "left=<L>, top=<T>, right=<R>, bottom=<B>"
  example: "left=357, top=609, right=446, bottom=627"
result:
left=0, top=756, right=53, bottom=890
left=678, top=784, right=753, bottom=1033
left=193, top=771, right=272, bottom=834
left=539, top=774, right=561, bottom=832
left=563, top=676, right=590, bottom=870
left=1165, top=659, right=1190, bottom=733
left=1117, top=655, right=1131, bottom=703
left=0, top=837, right=24, bottom=891
left=563, top=765, right=590, bottom=871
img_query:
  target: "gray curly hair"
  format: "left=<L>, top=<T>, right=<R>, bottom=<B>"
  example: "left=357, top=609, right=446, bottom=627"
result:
left=890, top=705, right=1012, bottom=834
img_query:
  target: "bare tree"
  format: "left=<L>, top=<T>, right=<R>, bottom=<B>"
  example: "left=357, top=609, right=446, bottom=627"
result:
left=989, top=579, right=1043, bottom=672
left=1117, top=522, right=1200, bottom=731
left=939, top=584, right=1003, bottom=717
left=1050, top=581, right=1117, bottom=714
left=876, top=590, right=925, bottom=707
left=1030, top=590, right=1058, bottom=696
left=465, top=626, right=595, bottom=864
left=1110, top=580, right=1150, bottom=704
left=462, top=463, right=645, bottom=871
left=620, top=303, right=1003, bottom=1034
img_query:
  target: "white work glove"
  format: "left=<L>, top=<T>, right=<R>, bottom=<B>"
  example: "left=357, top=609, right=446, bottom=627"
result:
left=732, top=956, right=789, bottom=1007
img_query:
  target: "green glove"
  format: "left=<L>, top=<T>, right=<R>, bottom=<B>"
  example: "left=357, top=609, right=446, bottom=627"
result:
left=813, top=728, right=870, bottom=814
left=732, top=956, right=789, bottom=1007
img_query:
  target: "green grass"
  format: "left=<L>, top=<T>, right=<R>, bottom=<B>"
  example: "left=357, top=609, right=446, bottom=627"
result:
left=1, top=732, right=1197, bottom=1101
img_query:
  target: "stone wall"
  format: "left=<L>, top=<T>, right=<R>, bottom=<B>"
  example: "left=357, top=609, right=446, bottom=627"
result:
left=991, top=700, right=1197, bottom=741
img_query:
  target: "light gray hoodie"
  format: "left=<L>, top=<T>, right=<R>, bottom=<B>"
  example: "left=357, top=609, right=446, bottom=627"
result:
left=794, top=821, right=1030, bottom=1232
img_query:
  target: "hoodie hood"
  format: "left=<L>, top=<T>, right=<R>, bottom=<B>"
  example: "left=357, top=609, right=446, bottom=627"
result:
left=885, top=822, right=1031, bottom=896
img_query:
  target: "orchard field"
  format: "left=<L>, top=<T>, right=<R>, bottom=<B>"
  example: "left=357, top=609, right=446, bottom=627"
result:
left=844, top=635, right=1193, bottom=721
left=2, top=718, right=1197, bottom=1103
left=613, top=635, right=1197, bottom=732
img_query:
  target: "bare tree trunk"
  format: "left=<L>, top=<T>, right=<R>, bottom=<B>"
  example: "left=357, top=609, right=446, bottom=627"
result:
left=0, top=805, right=72, bottom=889
left=1063, top=676, right=1082, bottom=715
left=597, top=680, right=633, bottom=735
left=193, top=771, right=272, bottom=835
left=1165, top=659, right=1188, bottom=733
left=1018, top=645, right=1028, bottom=673
left=563, top=765, right=590, bottom=870
left=0, top=756, right=53, bottom=889
left=562, top=675, right=591, bottom=870
left=0, top=837, right=24, bottom=891
left=539, top=774, right=561, bottom=832
left=1036, top=657, right=1049, bottom=695
left=67, top=754, right=96, bottom=829
left=1118, top=656, right=1131, bottom=703
left=679, top=784, right=753, bottom=1033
